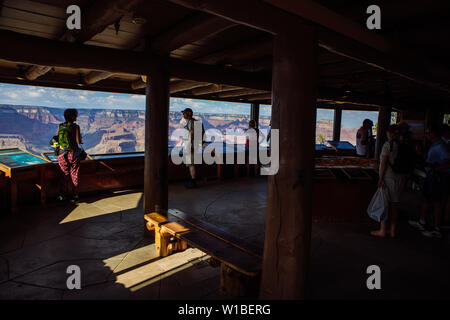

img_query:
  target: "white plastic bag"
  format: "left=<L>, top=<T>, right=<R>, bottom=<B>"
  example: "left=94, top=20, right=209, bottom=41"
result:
left=367, top=188, right=389, bottom=222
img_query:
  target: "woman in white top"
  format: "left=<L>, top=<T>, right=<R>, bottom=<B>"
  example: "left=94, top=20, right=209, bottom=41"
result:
left=371, top=124, right=406, bottom=238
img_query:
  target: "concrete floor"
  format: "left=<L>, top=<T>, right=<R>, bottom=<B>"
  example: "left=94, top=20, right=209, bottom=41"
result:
left=0, top=176, right=449, bottom=299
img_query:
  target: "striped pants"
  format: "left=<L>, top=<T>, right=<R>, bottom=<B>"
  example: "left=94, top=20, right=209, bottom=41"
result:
left=58, top=150, right=80, bottom=195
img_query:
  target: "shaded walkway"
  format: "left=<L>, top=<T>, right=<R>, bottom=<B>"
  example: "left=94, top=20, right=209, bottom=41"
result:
left=0, top=177, right=449, bottom=299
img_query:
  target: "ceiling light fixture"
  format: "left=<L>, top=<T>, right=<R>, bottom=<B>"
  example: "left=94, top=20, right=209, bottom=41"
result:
left=16, top=65, right=25, bottom=80
left=76, top=73, right=84, bottom=87
left=131, top=14, right=147, bottom=25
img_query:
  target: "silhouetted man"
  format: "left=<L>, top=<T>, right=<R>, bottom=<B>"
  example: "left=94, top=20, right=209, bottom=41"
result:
left=356, top=119, right=374, bottom=157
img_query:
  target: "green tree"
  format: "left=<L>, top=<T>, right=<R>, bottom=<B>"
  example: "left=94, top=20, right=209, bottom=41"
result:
left=317, top=134, right=326, bottom=144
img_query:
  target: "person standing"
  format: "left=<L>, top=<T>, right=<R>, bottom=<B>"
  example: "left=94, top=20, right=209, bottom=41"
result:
left=409, top=126, right=450, bottom=238
left=182, top=108, right=203, bottom=188
left=371, top=124, right=405, bottom=238
left=356, top=119, right=374, bottom=157
left=57, top=108, right=82, bottom=203
left=245, top=120, right=265, bottom=148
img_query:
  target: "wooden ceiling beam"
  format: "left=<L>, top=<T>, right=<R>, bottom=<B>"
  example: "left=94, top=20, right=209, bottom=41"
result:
left=150, top=12, right=236, bottom=53
left=0, top=66, right=144, bottom=95
left=166, top=0, right=388, bottom=51
left=235, top=56, right=273, bottom=73
left=83, top=71, right=116, bottom=85
left=195, top=37, right=273, bottom=66
left=0, top=30, right=271, bottom=90
left=217, top=88, right=267, bottom=98
left=82, top=12, right=235, bottom=85
left=170, top=80, right=210, bottom=93
left=318, top=29, right=450, bottom=94
left=24, top=0, right=143, bottom=81
left=191, top=84, right=237, bottom=95
left=131, top=79, right=146, bottom=90
left=262, top=0, right=389, bottom=51
left=132, top=79, right=211, bottom=92
left=247, top=93, right=272, bottom=101
left=166, top=0, right=450, bottom=95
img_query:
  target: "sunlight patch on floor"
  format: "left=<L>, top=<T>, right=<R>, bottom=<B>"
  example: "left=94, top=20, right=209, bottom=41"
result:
left=112, top=248, right=206, bottom=291
left=58, top=202, right=120, bottom=223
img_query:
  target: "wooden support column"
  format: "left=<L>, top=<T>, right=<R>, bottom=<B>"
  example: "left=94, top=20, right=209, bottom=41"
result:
left=250, top=103, right=260, bottom=127
left=143, top=60, right=170, bottom=214
left=333, top=107, right=342, bottom=142
left=260, top=26, right=317, bottom=299
left=250, top=103, right=260, bottom=176
left=375, top=105, right=392, bottom=160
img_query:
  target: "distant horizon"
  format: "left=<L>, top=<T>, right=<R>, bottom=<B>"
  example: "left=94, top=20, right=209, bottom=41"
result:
left=0, top=83, right=379, bottom=129
left=0, top=83, right=269, bottom=116
left=0, top=102, right=272, bottom=118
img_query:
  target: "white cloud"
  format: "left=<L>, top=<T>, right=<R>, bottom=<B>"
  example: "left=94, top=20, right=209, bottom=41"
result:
left=5, top=92, right=18, bottom=99
left=0, top=83, right=253, bottom=115
left=27, top=91, right=42, bottom=97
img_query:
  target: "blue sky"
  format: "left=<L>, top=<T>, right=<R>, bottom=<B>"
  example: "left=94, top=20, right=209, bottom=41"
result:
left=0, top=83, right=259, bottom=115
left=0, top=83, right=377, bottom=128
left=317, top=108, right=378, bottom=129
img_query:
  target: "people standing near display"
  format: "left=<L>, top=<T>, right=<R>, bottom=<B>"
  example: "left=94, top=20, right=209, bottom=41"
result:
left=356, top=119, right=374, bottom=157
left=56, top=108, right=82, bottom=203
left=245, top=120, right=265, bottom=148
left=409, top=125, right=450, bottom=238
left=181, top=108, right=205, bottom=188
left=371, top=124, right=406, bottom=238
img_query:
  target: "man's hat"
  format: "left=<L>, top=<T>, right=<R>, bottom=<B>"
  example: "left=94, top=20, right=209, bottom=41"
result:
left=182, top=108, right=193, bottom=114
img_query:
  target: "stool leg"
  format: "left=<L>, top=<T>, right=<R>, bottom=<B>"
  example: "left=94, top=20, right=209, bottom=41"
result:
left=146, top=222, right=155, bottom=232
left=178, top=239, right=188, bottom=251
left=220, top=263, right=241, bottom=299
left=159, top=232, right=171, bottom=257
left=154, top=226, right=162, bottom=255
left=220, top=263, right=260, bottom=299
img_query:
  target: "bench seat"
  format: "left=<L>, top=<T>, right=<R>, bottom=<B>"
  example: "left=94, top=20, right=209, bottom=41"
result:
left=144, top=210, right=262, bottom=298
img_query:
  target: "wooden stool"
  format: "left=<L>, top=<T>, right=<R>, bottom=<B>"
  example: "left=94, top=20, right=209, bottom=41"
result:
left=144, top=212, right=189, bottom=257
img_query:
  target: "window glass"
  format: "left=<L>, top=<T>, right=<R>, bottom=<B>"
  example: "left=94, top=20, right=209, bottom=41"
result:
left=340, top=110, right=378, bottom=146
left=316, top=108, right=334, bottom=144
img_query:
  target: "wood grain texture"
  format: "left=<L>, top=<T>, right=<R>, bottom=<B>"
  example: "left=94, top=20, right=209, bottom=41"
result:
left=260, top=27, right=317, bottom=299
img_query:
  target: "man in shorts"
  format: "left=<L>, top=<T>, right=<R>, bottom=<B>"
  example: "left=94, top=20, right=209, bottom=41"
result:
left=182, top=108, right=201, bottom=188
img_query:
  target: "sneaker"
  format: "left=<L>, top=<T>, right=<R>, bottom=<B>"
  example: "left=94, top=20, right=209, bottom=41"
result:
left=422, top=229, right=443, bottom=239
left=70, top=195, right=80, bottom=204
left=408, top=220, right=426, bottom=231
left=57, top=195, right=65, bottom=201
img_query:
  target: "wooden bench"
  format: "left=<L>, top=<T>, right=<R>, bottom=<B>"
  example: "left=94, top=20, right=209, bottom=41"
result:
left=144, top=209, right=262, bottom=298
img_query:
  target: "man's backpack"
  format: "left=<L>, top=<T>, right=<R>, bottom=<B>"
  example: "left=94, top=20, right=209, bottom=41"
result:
left=58, top=123, right=74, bottom=151
left=390, top=141, right=416, bottom=174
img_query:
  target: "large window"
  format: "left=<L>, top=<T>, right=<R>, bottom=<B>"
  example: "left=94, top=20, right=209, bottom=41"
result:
left=169, top=98, right=251, bottom=146
left=444, top=114, right=450, bottom=124
left=340, top=110, right=378, bottom=145
left=0, top=83, right=256, bottom=155
left=258, top=104, right=271, bottom=147
left=316, top=108, right=334, bottom=144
